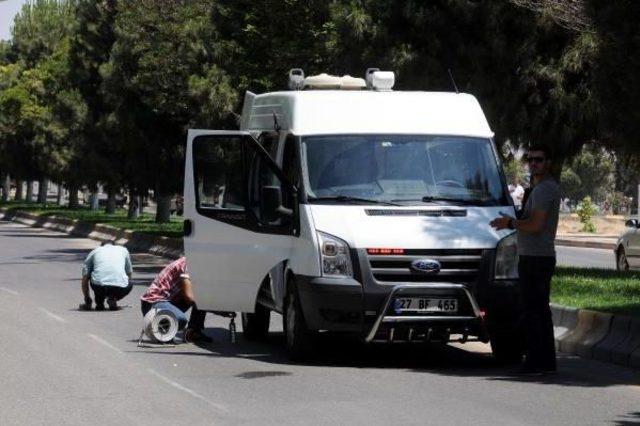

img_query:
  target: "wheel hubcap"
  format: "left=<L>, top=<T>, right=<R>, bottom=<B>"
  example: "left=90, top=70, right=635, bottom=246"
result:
left=619, top=252, right=628, bottom=270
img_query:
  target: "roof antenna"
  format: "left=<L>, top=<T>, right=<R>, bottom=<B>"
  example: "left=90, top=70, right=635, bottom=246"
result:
left=272, top=111, right=281, bottom=132
left=447, top=68, right=459, bottom=94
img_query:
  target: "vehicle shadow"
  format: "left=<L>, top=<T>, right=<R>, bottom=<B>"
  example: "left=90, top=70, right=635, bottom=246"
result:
left=131, top=325, right=640, bottom=388
left=612, top=411, right=640, bottom=426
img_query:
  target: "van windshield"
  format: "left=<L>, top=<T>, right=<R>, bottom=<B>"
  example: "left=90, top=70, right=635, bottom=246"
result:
left=300, top=135, right=509, bottom=206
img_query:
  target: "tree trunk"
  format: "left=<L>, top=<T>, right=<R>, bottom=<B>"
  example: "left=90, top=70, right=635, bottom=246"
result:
left=105, top=188, right=117, bottom=214
left=155, top=194, right=172, bottom=223
left=1, top=174, right=9, bottom=202
left=127, top=189, right=139, bottom=219
left=56, top=183, right=64, bottom=205
left=68, top=183, right=79, bottom=208
left=89, top=191, right=100, bottom=210
left=37, top=178, right=48, bottom=203
left=15, top=180, right=24, bottom=201
left=26, top=181, right=34, bottom=202
left=138, top=195, right=144, bottom=215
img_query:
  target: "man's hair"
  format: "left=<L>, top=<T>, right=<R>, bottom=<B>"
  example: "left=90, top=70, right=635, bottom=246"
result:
left=101, top=239, right=115, bottom=246
left=527, top=144, right=553, bottom=160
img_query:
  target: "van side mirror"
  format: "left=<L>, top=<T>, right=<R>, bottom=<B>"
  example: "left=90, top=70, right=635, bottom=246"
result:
left=625, top=219, right=640, bottom=228
left=261, top=186, right=292, bottom=224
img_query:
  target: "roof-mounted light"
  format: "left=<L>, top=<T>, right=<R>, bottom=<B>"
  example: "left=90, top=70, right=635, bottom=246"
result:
left=366, top=68, right=395, bottom=91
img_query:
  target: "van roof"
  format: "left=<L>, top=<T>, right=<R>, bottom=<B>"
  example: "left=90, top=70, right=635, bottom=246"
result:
left=242, top=90, right=494, bottom=138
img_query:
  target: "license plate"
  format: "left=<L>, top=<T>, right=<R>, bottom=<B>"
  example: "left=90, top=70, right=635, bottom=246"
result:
left=394, top=298, right=458, bottom=313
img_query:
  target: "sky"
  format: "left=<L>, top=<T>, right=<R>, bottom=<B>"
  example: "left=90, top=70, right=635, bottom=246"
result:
left=0, top=0, right=28, bottom=41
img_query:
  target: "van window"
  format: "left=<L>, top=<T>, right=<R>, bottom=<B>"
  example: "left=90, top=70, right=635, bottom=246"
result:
left=301, top=135, right=508, bottom=206
left=247, top=150, right=290, bottom=227
left=194, top=137, right=245, bottom=211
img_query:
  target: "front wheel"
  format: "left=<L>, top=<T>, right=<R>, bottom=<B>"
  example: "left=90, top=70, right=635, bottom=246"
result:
left=617, top=247, right=630, bottom=272
left=284, top=279, right=314, bottom=360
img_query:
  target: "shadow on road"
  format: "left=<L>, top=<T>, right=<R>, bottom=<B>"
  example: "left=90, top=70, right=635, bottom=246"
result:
left=127, top=325, right=640, bottom=389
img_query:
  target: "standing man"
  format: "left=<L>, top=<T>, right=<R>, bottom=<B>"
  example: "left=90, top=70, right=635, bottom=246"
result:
left=80, top=240, right=133, bottom=311
left=140, top=257, right=211, bottom=343
left=490, top=144, right=560, bottom=374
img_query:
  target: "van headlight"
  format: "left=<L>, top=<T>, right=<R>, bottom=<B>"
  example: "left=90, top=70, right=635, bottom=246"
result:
left=317, top=231, right=353, bottom=278
left=495, top=232, right=518, bottom=280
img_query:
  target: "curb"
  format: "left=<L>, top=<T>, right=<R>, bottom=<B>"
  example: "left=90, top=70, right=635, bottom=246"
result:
left=0, top=207, right=183, bottom=259
left=555, top=238, right=616, bottom=250
left=551, top=303, right=640, bottom=370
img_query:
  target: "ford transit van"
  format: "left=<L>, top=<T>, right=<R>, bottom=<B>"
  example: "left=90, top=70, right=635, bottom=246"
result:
left=183, top=69, right=522, bottom=360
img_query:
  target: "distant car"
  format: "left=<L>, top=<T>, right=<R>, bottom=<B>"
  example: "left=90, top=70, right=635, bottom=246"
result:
left=615, top=219, right=640, bottom=271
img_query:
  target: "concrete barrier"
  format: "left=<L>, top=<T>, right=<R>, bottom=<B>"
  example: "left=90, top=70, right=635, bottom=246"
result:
left=556, top=306, right=579, bottom=339
left=558, top=309, right=612, bottom=357
left=593, top=315, right=631, bottom=363
left=0, top=208, right=183, bottom=259
left=612, top=318, right=640, bottom=367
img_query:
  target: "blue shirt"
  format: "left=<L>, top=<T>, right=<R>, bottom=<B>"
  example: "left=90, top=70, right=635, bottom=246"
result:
left=82, top=245, right=133, bottom=287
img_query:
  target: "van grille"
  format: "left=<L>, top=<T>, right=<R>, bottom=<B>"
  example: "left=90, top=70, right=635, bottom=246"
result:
left=367, top=249, right=483, bottom=283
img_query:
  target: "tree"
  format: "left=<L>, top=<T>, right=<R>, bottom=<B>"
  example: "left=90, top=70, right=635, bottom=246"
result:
left=328, top=1, right=598, bottom=179
left=560, top=145, right=614, bottom=204
left=102, top=0, right=237, bottom=222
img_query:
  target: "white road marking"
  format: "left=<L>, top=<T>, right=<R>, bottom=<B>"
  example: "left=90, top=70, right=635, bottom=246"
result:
left=147, top=368, right=229, bottom=414
left=0, top=287, right=19, bottom=295
left=87, top=333, right=122, bottom=354
left=37, top=307, right=66, bottom=323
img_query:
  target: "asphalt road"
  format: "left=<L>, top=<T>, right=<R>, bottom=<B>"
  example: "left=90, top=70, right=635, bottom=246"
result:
left=1, top=221, right=639, bottom=426
left=556, top=246, right=616, bottom=269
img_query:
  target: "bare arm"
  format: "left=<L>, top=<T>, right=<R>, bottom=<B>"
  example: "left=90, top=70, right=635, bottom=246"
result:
left=181, top=278, right=196, bottom=305
left=81, top=276, right=90, bottom=299
left=490, top=209, right=547, bottom=234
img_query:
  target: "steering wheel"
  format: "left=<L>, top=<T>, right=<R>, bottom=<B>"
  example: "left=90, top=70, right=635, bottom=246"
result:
left=436, top=179, right=465, bottom=189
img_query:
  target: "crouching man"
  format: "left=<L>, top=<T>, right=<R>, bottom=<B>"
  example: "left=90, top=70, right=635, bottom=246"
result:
left=140, top=257, right=212, bottom=343
left=80, top=240, right=133, bottom=311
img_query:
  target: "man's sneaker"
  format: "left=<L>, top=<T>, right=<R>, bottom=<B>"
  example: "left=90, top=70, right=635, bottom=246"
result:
left=184, top=329, right=213, bottom=343
left=107, top=298, right=118, bottom=311
left=95, top=303, right=105, bottom=311
left=79, top=302, right=92, bottom=311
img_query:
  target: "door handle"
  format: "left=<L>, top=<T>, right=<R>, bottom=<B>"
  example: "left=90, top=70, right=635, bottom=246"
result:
left=184, top=219, right=193, bottom=237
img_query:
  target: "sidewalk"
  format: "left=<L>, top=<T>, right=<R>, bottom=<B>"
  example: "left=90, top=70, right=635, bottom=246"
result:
left=556, top=233, right=618, bottom=250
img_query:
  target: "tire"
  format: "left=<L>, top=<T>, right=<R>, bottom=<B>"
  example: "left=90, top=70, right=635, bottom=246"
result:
left=241, top=303, right=271, bottom=341
left=490, top=332, right=525, bottom=364
left=617, top=247, right=630, bottom=272
left=284, top=278, right=314, bottom=360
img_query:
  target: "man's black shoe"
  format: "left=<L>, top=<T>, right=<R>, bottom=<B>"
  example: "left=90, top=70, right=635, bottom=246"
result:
left=515, top=365, right=544, bottom=376
left=107, top=298, right=118, bottom=311
left=95, top=303, right=105, bottom=311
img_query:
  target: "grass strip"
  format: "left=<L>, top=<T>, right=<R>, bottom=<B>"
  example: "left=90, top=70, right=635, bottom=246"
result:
left=552, top=266, right=640, bottom=317
left=0, top=201, right=183, bottom=238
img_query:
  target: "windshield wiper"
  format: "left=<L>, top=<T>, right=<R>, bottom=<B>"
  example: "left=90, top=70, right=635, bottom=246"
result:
left=308, top=196, right=400, bottom=206
left=420, top=196, right=495, bottom=206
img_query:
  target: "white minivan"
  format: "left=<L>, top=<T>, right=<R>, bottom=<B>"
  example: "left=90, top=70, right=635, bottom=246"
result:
left=183, top=70, right=522, bottom=360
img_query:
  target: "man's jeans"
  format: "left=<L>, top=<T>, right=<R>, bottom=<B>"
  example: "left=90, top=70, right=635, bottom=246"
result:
left=141, top=300, right=206, bottom=331
left=518, top=255, right=557, bottom=370
left=90, top=282, right=133, bottom=305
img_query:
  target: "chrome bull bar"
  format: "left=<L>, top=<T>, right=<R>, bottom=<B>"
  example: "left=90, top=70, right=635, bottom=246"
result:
left=364, top=283, right=483, bottom=343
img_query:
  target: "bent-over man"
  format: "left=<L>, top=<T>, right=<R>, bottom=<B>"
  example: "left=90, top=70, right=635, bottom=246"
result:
left=140, top=257, right=211, bottom=343
left=80, top=241, right=133, bottom=311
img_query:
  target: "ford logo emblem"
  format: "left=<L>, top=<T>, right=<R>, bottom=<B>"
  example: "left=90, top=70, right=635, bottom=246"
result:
left=410, top=259, right=441, bottom=274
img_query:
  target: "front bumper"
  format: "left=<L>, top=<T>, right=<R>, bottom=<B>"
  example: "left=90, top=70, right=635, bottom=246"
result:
left=295, top=249, right=522, bottom=342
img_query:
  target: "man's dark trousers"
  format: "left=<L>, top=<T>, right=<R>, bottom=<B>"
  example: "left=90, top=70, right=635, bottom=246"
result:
left=518, top=255, right=557, bottom=370
left=90, top=281, right=133, bottom=305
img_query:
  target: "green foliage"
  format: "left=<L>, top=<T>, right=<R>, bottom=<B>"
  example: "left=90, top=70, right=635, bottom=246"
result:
left=576, top=196, right=597, bottom=232
left=560, top=145, right=614, bottom=203
left=503, top=158, right=526, bottom=185
left=552, top=266, right=640, bottom=317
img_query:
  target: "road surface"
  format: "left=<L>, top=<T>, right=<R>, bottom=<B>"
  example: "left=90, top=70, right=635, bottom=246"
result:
left=0, top=221, right=638, bottom=425
left=556, top=246, right=616, bottom=269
